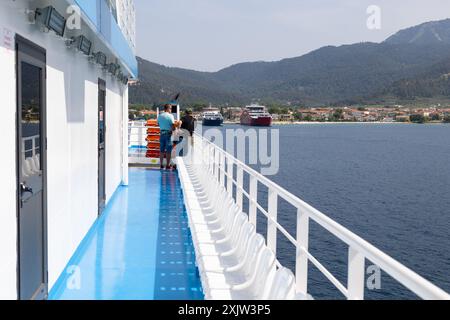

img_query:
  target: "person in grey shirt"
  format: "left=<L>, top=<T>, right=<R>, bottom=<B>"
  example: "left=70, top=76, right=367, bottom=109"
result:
left=157, top=104, right=175, bottom=170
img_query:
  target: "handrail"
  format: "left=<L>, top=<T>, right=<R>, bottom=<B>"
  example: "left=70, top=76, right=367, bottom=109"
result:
left=192, top=132, right=450, bottom=300
left=128, top=123, right=148, bottom=149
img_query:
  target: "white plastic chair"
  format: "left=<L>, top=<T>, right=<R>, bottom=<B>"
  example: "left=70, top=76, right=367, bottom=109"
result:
left=263, top=267, right=296, bottom=300
left=23, top=158, right=34, bottom=176
left=198, top=220, right=255, bottom=261
left=32, top=154, right=41, bottom=171
left=28, top=156, right=40, bottom=173
left=207, top=247, right=277, bottom=300
left=199, top=233, right=265, bottom=275
left=196, top=212, right=247, bottom=247
left=181, top=157, right=298, bottom=300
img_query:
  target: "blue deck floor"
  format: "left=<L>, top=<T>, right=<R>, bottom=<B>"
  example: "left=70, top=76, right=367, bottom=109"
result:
left=49, top=168, right=203, bottom=300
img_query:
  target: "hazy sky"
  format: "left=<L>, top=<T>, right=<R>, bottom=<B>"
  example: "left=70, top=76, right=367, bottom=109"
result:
left=135, top=0, right=450, bottom=71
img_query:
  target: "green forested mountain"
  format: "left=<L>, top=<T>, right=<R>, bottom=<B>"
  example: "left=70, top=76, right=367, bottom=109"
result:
left=382, top=57, right=450, bottom=99
left=384, top=19, right=450, bottom=45
left=129, top=58, right=244, bottom=105
left=130, top=19, right=450, bottom=106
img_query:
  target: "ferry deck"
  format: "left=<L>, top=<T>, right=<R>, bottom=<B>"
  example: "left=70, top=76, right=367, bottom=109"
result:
left=0, top=0, right=449, bottom=300
left=49, top=168, right=203, bottom=300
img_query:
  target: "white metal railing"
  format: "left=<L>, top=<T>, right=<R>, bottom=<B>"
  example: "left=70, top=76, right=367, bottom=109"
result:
left=128, top=120, right=147, bottom=147
left=128, top=121, right=148, bottom=160
left=22, top=135, right=40, bottom=159
left=191, top=132, right=450, bottom=300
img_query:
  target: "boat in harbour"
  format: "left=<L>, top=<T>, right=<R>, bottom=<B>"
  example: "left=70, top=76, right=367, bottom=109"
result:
left=240, top=104, right=273, bottom=126
left=202, top=108, right=224, bottom=126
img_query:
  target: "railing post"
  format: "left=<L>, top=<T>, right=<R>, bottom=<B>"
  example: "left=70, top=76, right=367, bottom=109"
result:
left=236, top=166, right=244, bottom=210
left=22, top=139, right=26, bottom=161
left=138, top=126, right=143, bottom=148
left=220, top=151, right=225, bottom=187
left=267, top=189, right=278, bottom=254
left=202, top=141, right=207, bottom=169
left=209, top=144, right=213, bottom=173
left=249, top=175, right=257, bottom=226
left=227, top=156, right=233, bottom=193
left=213, top=148, right=219, bottom=180
left=347, top=247, right=365, bottom=300
left=206, top=143, right=212, bottom=171
left=32, top=137, right=36, bottom=157
left=208, top=145, right=212, bottom=173
left=295, top=208, right=309, bottom=297
left=210, top=145, right=215, bottom=174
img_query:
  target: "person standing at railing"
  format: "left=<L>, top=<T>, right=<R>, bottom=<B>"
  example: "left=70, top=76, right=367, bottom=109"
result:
left=179, top=108, right=196, bottom=156
left=158, top=104, right=176, bottom=170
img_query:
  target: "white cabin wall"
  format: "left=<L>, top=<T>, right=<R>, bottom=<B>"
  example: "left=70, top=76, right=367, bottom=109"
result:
left=121, top=86, right=129, bottom=186
left=0, top=7, right=20, bottom=300
left=0, top=0, right=128, bottom=298
left=105, top=81, right=124, bottom=201
left=45, top=49, right=100, bottom=288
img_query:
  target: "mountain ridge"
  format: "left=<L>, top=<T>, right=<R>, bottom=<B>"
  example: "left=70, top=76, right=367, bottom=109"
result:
left=384, top=19, right=450, bottom=45
left=130, top=19, right=450, bottom=106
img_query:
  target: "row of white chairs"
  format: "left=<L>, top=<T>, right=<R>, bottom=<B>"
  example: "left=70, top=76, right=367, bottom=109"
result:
left=22, top=154, right=41, bottom=177
left=178, top=158, right=297, bottom=300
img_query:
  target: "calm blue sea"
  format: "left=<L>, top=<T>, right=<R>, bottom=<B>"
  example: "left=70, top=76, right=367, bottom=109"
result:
left=201, top=123, right=450, bottom=299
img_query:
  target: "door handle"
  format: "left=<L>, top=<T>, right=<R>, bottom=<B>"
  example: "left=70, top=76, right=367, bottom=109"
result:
left=20, top=183, right=33, bottom=195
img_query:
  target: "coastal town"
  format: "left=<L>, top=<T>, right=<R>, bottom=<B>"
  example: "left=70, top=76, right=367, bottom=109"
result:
left=130, top=105, right=450, bottom=124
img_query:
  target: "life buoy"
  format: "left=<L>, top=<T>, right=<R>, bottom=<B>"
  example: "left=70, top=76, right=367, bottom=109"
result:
left=147, top=142, right=160, bottom=149
left=146, top=150, right=160, bottom=158
left=146, top=119, right=158, bottom=127
left=146, top=135, right=160, bottom=142
left=147, top=128, right=160, bottom=135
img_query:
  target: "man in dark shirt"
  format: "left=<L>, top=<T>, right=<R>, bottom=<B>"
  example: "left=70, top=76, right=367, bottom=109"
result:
left=179, top=109, right=196, bottom=156
left=181, top=109, right=196, bottom=141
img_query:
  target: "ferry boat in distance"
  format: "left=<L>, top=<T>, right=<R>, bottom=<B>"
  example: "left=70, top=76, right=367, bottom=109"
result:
left=202, top=108, right=224, bottom=126
left=240, top=104, right=273, bottom=126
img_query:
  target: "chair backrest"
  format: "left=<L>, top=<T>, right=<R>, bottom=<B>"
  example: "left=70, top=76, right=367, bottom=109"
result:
left=21, top=162, right=29, bottom=178
left=218, top=196, right=236, bottom=218
left=230, top=222, right=254, bottom=251
left=263, top=267, right=296, bottom=300
left=249, top=248, right=276, bottom=299
left=33, top=154, right=40, bottom=171
left=225, top=204, right=241, bottom=223
left=229, top=213, right=248, bottom=243
left=225, top=210, right=243, bottom=235
left=234, top=223, right=255, bottom=258
left=243, top=234, right=266, bottom=277
left=23, top=158, right=34, bottom=176
left=208, top=183, right=222, bottom=201
left=214, top=191, right=229, bottom=214
left=28, top=157, right=39, bottom=172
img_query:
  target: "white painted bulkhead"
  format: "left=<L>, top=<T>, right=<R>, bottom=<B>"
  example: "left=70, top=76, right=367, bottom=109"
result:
left=0, top=0, right=129, bottom=299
